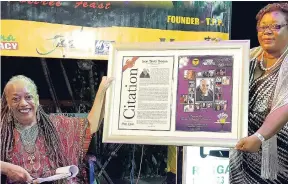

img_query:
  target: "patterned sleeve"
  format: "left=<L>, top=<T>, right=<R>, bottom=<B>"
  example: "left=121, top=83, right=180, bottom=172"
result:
left=249, top=46, right=288, bottom=111
left=49, top=115, right=92, bottom=165
left=271, top=57, right=288, bottom=111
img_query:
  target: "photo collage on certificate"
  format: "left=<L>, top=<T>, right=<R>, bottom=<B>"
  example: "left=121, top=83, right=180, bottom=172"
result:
left=176, top=55, right=234, bottom=132
left=118, top=56, right=174, bottom=131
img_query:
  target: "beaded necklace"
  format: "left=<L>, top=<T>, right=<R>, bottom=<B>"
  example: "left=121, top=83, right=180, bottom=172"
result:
left=259, top=46, right=288, bottom=71
left=14, top=121, right=38, bottom=164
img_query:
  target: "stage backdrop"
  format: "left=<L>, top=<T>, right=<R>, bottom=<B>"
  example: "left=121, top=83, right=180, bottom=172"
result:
left=1, top=1, right=233, bottom=183
left=0, top=1, right=232, bottom=60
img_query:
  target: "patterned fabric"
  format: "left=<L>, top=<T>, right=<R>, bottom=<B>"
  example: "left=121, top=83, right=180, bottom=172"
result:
left=229, top=47, right=288, bottom=184
left=7, top=115, right=92, bottom=184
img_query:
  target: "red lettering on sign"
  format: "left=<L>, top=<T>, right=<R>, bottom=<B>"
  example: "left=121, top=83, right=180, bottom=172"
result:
left=19, top=1, right=61, bottom=7
left=48, top=1, right=54, bottom=6
left=74, top=2, right=111, bottom=9
left=98, top=3, right=104, bottom=9
left=18, top=1, right=111, bottom=9
left=105, top=2, right=111, bottom=9
left=83, top=2, right=88, bottom=8
left=55, top=1, right=61, bottom=7
left=90, top=2, right=96, bottom=9
left=74, top=1, right=82, bottom=8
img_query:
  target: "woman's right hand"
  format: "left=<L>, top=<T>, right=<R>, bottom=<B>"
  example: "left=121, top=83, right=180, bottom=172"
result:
left=1, top=161, right=33, bottom=183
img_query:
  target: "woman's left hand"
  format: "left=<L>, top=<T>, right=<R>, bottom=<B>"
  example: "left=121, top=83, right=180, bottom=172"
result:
left=235, top=135, right=262, bottom=152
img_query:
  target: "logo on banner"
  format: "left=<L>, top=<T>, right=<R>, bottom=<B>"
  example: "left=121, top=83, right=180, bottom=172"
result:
left=192, top=58, right=199, bottom=66
left=36, top=34, right=75, bottom=56
left=0, top=35, right=18, bottom=50
left=94, top=40, right=113, bottom=55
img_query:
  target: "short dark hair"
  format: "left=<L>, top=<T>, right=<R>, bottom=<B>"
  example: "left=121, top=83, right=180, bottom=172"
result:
left=256, top=3, right=288, bottom=25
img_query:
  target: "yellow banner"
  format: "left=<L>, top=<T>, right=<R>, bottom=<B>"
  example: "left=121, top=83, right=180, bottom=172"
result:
left=0, top=20, right=229, bottom=60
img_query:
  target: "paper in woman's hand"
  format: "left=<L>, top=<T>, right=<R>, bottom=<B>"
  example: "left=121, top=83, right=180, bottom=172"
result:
left=32, top=165, right=79, bottom=183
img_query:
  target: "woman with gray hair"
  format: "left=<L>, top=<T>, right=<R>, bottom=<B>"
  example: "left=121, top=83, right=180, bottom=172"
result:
left=0, top=75, right=113, bottom=183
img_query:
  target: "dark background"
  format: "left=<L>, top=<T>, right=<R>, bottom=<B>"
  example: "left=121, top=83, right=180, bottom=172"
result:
left=0, top=1, right=279, bottom=184
left=1, top=1, right=231, bottom=32
left=231, top=1, right=277, bottom=47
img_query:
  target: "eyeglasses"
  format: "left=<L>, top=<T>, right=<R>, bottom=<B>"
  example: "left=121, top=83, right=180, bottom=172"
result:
left=257, top=23, right=288, bottom=32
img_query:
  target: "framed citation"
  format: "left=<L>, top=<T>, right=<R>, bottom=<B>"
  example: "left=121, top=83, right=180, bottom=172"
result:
left=103, top=40, right=250, bottom=147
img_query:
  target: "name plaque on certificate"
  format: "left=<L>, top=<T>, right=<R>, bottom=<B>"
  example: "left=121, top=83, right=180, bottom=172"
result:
left=103, top=41, right=250, bottom=147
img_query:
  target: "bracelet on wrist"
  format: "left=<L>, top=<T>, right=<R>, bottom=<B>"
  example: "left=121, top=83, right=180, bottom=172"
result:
left=254, top=132, right=265, bottom=143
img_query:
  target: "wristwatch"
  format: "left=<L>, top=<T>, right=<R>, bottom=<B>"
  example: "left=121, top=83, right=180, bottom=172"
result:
left=254, top=132, right=265, bottom=143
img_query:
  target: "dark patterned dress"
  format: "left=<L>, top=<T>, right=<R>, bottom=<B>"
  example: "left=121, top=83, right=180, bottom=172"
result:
left=229, top=51, right=288, bottom=183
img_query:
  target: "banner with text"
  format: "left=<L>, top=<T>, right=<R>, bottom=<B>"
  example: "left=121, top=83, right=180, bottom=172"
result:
left=0, top=1, right=231, bottom=59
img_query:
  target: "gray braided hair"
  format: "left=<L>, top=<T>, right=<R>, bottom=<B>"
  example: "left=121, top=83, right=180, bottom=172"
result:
left=1, top=75, right=69, bottom=183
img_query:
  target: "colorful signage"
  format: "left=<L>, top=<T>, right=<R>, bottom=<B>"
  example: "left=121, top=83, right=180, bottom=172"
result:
left=0, top=1, right=232, bottom=59
left=0, top=35, right=18, bottom=50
